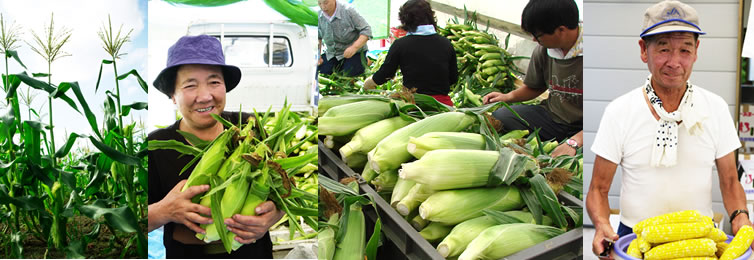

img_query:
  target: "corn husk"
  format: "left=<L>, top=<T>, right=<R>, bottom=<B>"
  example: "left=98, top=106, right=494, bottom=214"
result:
left=419, top=222, right=454, bottom=244
left=437, top=216, right=499, bottom=257
left=396, top=183, right=436, bottom=216
left=419, top=186, right=524, bottom=225
left=458, top=223, right=564, bottom=260
left=406, top=132, right=486, bottom=159
left=319, top=100, right=392, bottom=136
left=339, top=116, right=413, bottom=160
left=399, top=149, right=498, bottom=190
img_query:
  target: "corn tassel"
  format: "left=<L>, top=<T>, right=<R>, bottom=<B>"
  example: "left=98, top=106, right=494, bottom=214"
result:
left=644, top=238, right=716, bottom=260
left=641, top=222, right=712, bottom=243
left=719, top=225, right=754, bottom=260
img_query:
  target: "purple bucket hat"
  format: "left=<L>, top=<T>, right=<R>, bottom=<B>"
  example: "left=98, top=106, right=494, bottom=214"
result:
left=153, top=35, right=242, bottom=97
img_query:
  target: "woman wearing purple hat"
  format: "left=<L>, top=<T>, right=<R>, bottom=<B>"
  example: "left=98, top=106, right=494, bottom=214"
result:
left=147, top=35, right=283, bottom=258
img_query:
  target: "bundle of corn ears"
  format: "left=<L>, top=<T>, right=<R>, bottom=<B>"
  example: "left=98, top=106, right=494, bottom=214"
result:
left=148, top=103, right=318, bottom=253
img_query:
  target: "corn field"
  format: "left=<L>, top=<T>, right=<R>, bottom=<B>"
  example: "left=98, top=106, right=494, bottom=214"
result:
left=0, top=13, right=147, bottom=258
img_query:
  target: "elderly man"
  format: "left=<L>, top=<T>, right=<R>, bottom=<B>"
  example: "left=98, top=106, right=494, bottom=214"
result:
left=317, top=0, right=372, bottom=76
left=147, top=35, right=284, bottom=258
left=586, top=0, right=749, bottom=256
left=482, top=0, right=583, bottom=158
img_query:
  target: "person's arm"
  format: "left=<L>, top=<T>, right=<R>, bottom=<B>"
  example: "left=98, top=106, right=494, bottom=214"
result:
left=587, top=155, right=620, bottom=258
left=343, top=34, right=368, bottom=59
left=551, top=130, right=583, bottom=157
left=482, top=84, right=547, bottom=104
left=366, top=43, right=401, bottom=89
left=318, top=39, right=324, bottom=65
left=148, top=179, right=213, bottom=233
left=224, top=201, right=286, bottom=244
left=717, top=152, right=752, bottom=234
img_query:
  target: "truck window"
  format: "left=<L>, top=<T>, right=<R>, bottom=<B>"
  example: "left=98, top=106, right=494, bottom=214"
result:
left=220, top=36, right=293, bottom=68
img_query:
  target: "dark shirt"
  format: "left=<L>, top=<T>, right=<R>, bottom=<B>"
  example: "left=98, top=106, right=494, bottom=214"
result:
left=372, top=34, right=458, bottom=95
left=148, top=111, right=272, bottom=259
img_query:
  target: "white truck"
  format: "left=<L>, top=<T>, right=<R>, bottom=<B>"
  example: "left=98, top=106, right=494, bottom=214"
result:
left=188, top=21, right=318, bottom=114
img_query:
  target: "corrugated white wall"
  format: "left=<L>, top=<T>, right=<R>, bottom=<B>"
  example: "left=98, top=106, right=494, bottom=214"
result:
left=583, top=0, right=741, bottom=226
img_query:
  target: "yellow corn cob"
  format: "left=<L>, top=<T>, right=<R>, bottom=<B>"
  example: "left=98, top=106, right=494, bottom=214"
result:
left=668, top=257, right=719, bottom=260
left=635, top=210, right=706, bottom=235
left=706, top=228, right=728, bottom=242
left=642, top=222, right=713, bottom=243
left=715, top=242, right=728, bottom=258
left=644, top=238, right=716, bottom=260
left=719, top=225, right=754, bottom=260
left=628, top=238, right=643, bottom=258
left=637, top=234, right=653, bottom=253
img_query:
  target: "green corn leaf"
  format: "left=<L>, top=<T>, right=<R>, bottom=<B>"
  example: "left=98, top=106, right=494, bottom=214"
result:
left=55, top=132, right=84, bottom=158
left=488, top=147, right=537, bottom=186
left=365, top=218, right=382, bottom=260
left=95, top=59, right=114, bottom=93
left=2, top=74, right=21, bottom=99
left=10, top=232, right=22, bottom=258
left=5, top=50, right=27, bottom=69
left=121, top=102, right=148, bottom=117
left=116, top=69, right=148, bottom=93
left=78, top=200, right=140, bottom=233
left=60, top=81, right=101, bottom=139
left=210, top=113, right=234, bottom=128
left=89, top=136, right=140, bottom=166
left=64, top=240, right=86, bottom=258
left=23, top=121, right=42, bottom=165
left=273, top=153, right=316, bottom=169
left=147, top=140, right=202, bottom=156
left=530, top=174, right=567, bottom=228
left=562, top=205, right=582, bottom=227
left=209, top=175, right=233, bottom=253
left=520, top=187, right=543, bottom=225
left=0, top=185, right=45, bottom=211
left=176, top=130, right=211, bottom=149
left=482, top=209, right=526, bottom=224
left=164, top=0, right=245, bottom=7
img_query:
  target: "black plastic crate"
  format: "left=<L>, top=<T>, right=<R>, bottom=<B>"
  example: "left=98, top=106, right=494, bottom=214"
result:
left=318, top=140, right=584, bottom=260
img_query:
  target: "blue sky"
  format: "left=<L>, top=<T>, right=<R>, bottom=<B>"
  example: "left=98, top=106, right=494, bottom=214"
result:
left=0, top=0, right=148, bottom=153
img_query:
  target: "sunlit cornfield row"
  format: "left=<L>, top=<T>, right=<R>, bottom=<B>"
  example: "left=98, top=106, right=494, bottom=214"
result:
left=0, top=12, right=147, bottom=258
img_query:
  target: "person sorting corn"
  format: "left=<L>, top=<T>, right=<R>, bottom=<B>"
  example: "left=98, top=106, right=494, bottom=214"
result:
left=481, top=0, right=583, bottom=158
left=317, top=0, right=372, bottom=77
left=362, top=0, right=458, bottom=107
left=147, top=35, right=284, bottom=258
left=586, top=0, right=750, bottom=257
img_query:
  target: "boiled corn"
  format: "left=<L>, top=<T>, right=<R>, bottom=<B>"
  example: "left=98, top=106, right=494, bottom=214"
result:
left=634, top=210, right=706, bottom=235
left=719, top=225, right=754, bottom=260
left=627, top=238, right=643, bottom=259
left=644, top=238, right=716, bottom=260
left=641, top=222, right=712, bottom=243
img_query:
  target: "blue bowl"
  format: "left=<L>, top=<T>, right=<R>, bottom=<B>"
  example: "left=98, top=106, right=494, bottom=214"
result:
left=613, top=233, right=751, bottom=260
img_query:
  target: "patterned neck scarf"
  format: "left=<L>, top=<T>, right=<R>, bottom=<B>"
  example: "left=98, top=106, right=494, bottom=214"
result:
left=644, top=75, right=704, bottom=167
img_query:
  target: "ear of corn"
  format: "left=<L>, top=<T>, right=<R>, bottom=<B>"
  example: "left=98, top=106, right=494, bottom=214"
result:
left=230, top=168, right=271, bottom=251
left=636, top=234, right=653, bottom=253
left=318, top=100, right=393, bottom=136
left=390, top=177, right=416, bottom=208
left=371, top=169, right=398, bottom=192
left=419, top=186, right=523, bottom=225
left=503, top=210, right=554, bottom=226
left=399, top=149, right=498, bottom=191
left=203, top=164, right=253, bottom=243
left=719, top=225, right=754, bottom=260
left=368, top=112, right=476, bottom=173
left=411, top=215, right=429, bottom=231
left=332, top=203, right=366, bottom=260
left=716, top=241, right=729, bottom=258
left=437, top=215, right=500, bottom=257
left=627, top=238, right=643, bottom=259
left=361, top=163, right=378, bottom=183
left=317, top=96, right=388, bottom=117
left=195, top=195, right=214, bottom=241
left=706, top=228, right=728, bottom=242
left=669, top=257, right=721, bottom=260
left=643, top=238, right=716, bottom=260
left=634, top=210, right=706, bottom=235
left=344, top=152, right=368, bottom=169
left=339, top=116, right=412, bottom=160
left=641, top=222, right=712, bottom=243
left=181, top=127, right=236, bottom=194
left=406, top=132, right=486, bottom=159
left=318, top=214, right=339, bottom=260
left=395, top=183, right=436, bottom=216
left=419, top=222, right=454, bottom=244
left=458, top=223, right=564, bottom=260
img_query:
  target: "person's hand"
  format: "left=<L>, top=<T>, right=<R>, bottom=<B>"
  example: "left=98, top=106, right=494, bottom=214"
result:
left=343, top=46, right=358, bottom=59
left=318, top=57, right=323, bottom=65
left=155, top=179, right=213, bottom=234
left=592, top=223, right=619, bottom=259
left=482, top=92, right=507, bottom=104
left=551, top=143, right=577, bottom=157
left=224, top=201, right=285, bottom=244
left=363, top=76, right=377, bottom=90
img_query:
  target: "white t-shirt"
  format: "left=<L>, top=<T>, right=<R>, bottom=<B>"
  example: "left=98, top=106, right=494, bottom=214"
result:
left=591, top=86, right=741, bottom=227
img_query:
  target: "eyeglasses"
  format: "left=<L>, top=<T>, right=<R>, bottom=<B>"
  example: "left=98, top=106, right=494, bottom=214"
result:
left=532, top=32, right=546, bottom=42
